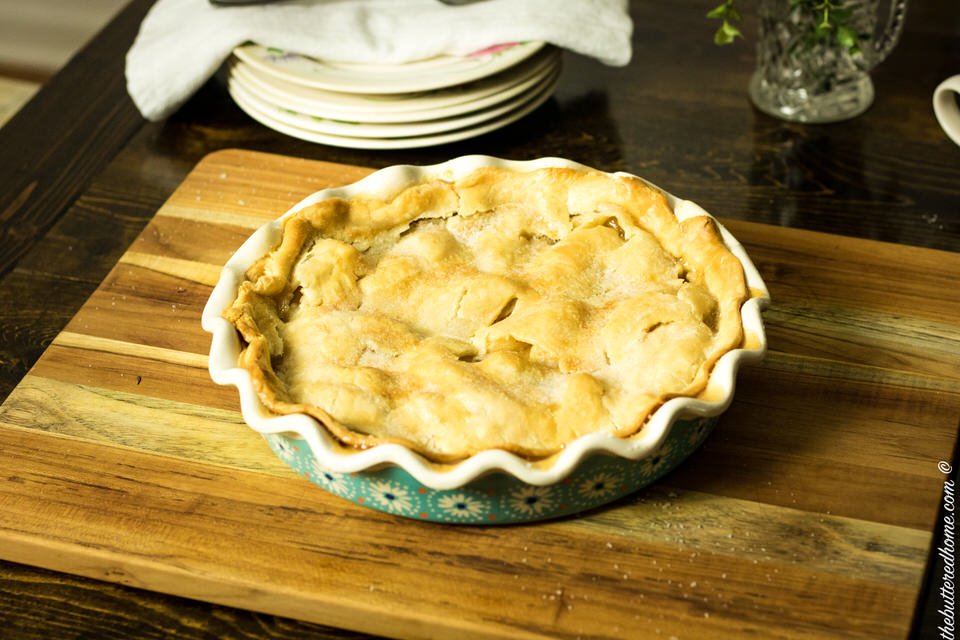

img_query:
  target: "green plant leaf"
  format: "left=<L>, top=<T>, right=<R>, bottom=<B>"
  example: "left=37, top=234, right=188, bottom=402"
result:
left=714, top=19, right=742, bottom=44
left=706, top=2, right=729, bottom=19
left=836, top=24, right=857, bottom=48
left=818, top=9, right=832, bottom=29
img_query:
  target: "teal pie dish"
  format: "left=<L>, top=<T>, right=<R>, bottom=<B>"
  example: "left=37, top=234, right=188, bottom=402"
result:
left=202, top=156, right=769, bottom=524
left=261, top=415, right=717, bottom=524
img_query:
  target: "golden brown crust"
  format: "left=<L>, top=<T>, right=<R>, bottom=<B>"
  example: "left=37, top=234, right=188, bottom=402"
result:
left=223, top=166, right=748, bottom=462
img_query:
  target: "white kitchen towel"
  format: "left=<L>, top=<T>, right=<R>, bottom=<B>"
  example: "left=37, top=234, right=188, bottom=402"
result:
left=126, top=0, right=632, bottom=121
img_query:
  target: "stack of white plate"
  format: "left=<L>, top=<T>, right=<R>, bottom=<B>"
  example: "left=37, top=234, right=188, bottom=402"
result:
left=225, top=41, right=561, bottom=149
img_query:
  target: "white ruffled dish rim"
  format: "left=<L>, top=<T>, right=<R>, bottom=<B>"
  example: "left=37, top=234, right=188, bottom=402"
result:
left=202, top=156, right=770, bottom=491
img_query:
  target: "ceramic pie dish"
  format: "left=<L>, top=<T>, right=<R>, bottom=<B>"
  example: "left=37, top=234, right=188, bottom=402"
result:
left=202, top=156, right=769, bottom=524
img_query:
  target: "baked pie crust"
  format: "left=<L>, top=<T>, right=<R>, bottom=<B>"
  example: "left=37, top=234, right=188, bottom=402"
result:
left=224, top=166, right=748, bottom=463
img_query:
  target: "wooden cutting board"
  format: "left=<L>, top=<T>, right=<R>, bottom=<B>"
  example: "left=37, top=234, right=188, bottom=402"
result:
left=1, top=149, right=958, bottom=639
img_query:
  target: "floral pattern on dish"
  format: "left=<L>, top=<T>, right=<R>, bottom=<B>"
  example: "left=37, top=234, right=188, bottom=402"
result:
left=261, top=414, right=717, bottom=524
left=435, top=493, right=487, bottom=519
left=367, top=479, right=416, bottom=515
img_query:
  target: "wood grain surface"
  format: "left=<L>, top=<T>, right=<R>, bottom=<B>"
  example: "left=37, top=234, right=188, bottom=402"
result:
left=1, top=2, right=958, bottom=636
left=0, top=149, right=957, bottom=639
left=0, top=0, right=150, bottom=279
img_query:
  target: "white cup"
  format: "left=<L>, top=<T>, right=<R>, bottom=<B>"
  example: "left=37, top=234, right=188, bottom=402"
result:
left=933, top=75, right=960, bottom=147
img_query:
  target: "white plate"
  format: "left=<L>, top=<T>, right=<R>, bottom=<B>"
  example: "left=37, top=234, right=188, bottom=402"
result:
left=232, top=41, right=546, bottom=94
left=228, top=64, right=561, bottom=139
left=228, top=46, right=560, bottom=123
left=228, top=69, right=560, bottom=149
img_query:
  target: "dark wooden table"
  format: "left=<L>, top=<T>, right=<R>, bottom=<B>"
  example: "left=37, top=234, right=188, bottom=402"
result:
left=0, top=0, right=958, bottom=637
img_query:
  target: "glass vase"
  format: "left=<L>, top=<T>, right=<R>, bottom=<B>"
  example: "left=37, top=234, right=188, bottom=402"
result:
left=749, top=0, right=908, bottom=123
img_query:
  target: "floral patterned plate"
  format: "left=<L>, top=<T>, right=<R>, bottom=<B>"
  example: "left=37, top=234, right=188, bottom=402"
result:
left=226, top=72, right=559, bottom=149
left=226, top=46, right=560, bottom=123
left=232, top=41, right=545, bottom=94
left=226, top=64, right=561, bottom=139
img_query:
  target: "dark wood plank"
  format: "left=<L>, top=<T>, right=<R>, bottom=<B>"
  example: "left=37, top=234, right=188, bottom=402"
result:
left=0, top=560, right=378, bottom=640
left=0, top=0, right=152, bottom=280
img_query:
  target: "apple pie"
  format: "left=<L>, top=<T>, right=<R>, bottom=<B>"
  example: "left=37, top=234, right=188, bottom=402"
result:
left=223, top=166, right=748, bottom=462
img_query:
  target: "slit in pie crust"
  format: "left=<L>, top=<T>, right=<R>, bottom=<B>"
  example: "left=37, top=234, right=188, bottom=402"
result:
left=223, top=166, right=749, bottom=463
